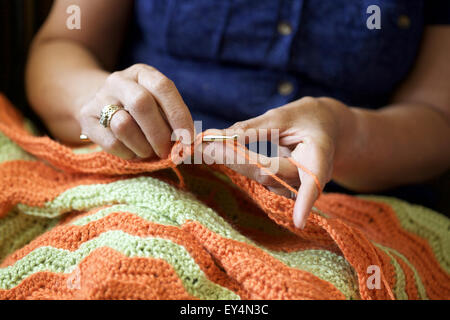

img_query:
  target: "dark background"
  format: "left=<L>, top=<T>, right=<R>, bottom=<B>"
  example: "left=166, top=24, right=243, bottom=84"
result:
left=0, top=0, right=52, bottom=125
left=0, top=0, right=449, bottom=214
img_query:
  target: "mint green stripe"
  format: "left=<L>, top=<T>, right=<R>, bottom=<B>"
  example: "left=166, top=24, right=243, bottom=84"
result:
left=374, top=243, right=408, bottom=300
left=0, top=131, right=35, bottom=163
left=17, top=176, right=359, bottom=299
left=361, top=196, right=450, bottom=274
left=0, top=210, right=58, bottom=262
left=374, top=242, right=428, bottom=300
left=0, top=230, right=239, bottom=300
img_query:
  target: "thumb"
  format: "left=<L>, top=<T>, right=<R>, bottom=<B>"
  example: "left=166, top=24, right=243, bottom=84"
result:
left=289, top=143, right=328, bottom=229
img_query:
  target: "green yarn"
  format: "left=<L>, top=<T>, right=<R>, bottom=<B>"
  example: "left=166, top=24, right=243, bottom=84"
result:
left=2, top=122, right=445, bottom=300
left=362, top=196, right=450, bottom=273
left=14, top=176, right=360, bottom=299
left=0, top=131, right=35, bottom=163
left=374, top=243, right=409, bottom=300
left=0, top=210, right=58, bottom=263
left=184, top=171, right=297, bottom=236
left=72, top=145, right=102, bottom=155
left=374, top=242, right=428, bottom=300
left=0, top=230, right=239, bottom=300
left=74, top=206, right=361, bottom=299
left=71, top=204, right=178, bottom=227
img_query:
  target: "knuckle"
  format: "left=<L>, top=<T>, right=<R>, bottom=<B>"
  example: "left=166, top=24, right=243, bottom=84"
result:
left=78, top=105, right=95, bottom=129
left=110, top=116, right=131, bottom=137
left=167, top=107, right=187, bottom=124
left=300, top=96, right=316, bottom=104
left=78, top=105, right=91, bottom=120
left=106, top=71, right=123, bottom=85
left=139, top=148, right=154, bottom=159
left=264, top=108, right=281, bottom=119
left=255, top=171, right=272, bottom=185
left=129, top=91, right=150, bottom=113
left=132, top=63, right=147, bottom=70
left=265, top=108, right=278, bottom=116
left=264, top=108, right=285, bottom=122
left=299, top=96, right=319, bottom=107
left=152, top=77, right=174, bottom=93
left=231, top=121, right=247, bottom=131
left=103, top=139, right=122, bottom=154
left=133, top=64, right=157, bottom=74
left=94, top=91, right=107, bottom=103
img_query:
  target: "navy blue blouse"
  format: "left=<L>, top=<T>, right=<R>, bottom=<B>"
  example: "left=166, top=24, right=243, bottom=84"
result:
left=121, top=0, right=449, bottom=130
left=120, top=0, right=450, bottom=209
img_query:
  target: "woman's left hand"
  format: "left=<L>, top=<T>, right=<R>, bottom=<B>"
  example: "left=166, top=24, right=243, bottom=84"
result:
left=203, top=97, right=355, bottom=229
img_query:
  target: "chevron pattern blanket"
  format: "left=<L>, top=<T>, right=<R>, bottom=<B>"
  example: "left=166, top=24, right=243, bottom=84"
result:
left=0, top=94, right=448, bottom=300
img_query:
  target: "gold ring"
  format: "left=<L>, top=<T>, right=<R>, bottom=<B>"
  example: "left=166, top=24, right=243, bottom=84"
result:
left=99, top=104, right=124, bottom=128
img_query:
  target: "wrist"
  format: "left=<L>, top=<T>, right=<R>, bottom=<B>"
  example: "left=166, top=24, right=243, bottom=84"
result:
left=318, top=98, right=363, bottom=178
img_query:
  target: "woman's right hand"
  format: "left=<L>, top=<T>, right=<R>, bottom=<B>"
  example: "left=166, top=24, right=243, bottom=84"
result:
left=78, top=64, right=194, bottom=159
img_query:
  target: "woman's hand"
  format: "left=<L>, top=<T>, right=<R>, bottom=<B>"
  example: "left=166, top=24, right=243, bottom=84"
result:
left=78, top=64, right=194, bottom=159
left=203, top=97, right=356, bottom=229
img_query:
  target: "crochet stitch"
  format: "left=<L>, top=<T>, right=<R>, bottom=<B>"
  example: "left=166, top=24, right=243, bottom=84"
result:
left=0, top=94, right=448, bottom=300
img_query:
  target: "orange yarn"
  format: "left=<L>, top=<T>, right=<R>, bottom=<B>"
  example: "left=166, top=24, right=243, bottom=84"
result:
left=173, top=137, right=326, bottom=244
left=171, top=134, right=322, bottom=196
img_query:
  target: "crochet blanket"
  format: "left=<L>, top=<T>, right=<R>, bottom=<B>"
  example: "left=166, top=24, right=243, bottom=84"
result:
left=0, top=94, right=448, bottom=300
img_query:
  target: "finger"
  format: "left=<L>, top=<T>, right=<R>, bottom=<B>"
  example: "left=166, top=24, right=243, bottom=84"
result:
left=205, top=109, right=287, bottom=145
left=109, top=109, right=155, bottom=159
left=229, top=108, right=283, bottom=132
left=293, top=175, right=319, bottom=229
left=125, top=65, right=195, bottom=143
left=79, top=104, right=135, bottom=160
left=290, top=142, right=332, bottom=229
left=278, top=146, right=292, bottom=158
left=201, top=128, right=271, bottom=166
left=202, top=136, right=299, bottom=188
left=107, top=72, right=172, bottom=158
left=202, top=138, right=272, bottom=183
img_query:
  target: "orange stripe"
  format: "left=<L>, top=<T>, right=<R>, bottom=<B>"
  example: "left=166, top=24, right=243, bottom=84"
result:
left=0, top=160, right=118, bottom=218
left=0, top=95, right=177, bottom=175
left=212, top=165, right=395, bottom=299
left=183, top=221, right=346, bottom=300
left=1, top=211, right=247, bottom=298
left=1, top=94, right=449, bottom=300
left=393, top=253, right=420, bottom=300
left=316, top=194, right=450, bottom=299
left=215, top=164, right=450, bottom=299
left=0, top=248, right=195, bottom=300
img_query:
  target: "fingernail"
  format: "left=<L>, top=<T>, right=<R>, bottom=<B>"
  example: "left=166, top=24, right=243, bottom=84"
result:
left=295, top=220, right=305, bottom=229
left=293, top=215, right=301, bottom=229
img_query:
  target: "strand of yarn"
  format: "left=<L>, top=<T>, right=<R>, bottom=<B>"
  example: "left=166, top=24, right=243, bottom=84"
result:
left=170, top=135, right=322, bottom=197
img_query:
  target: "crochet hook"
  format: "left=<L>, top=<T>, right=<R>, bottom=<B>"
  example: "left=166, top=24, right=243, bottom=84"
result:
left=79, top=134, right=240, bottom=143
left=202, top=134, right=239, bottom=142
